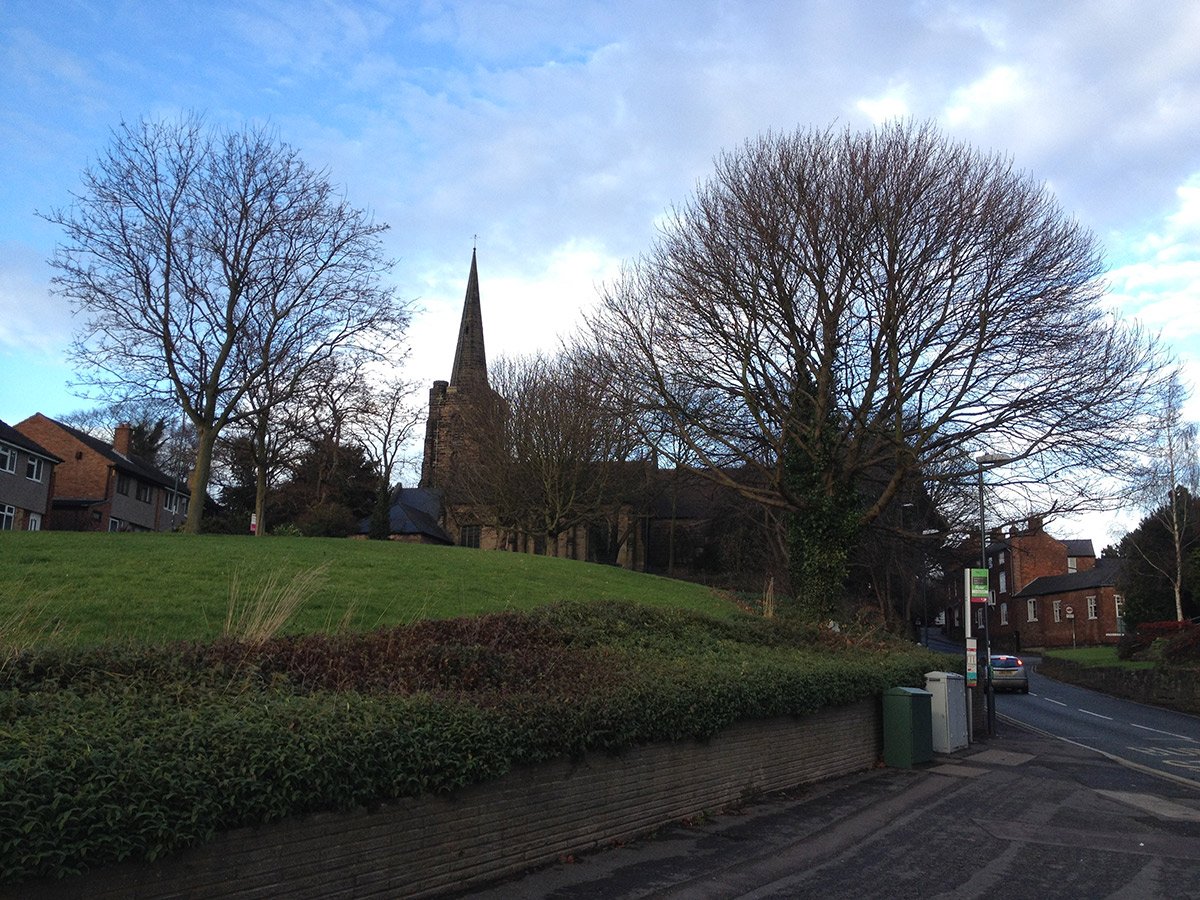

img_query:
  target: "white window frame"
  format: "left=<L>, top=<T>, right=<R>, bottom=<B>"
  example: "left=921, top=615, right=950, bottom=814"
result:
left=108, top=517, right=123, bottom=532
left=0, top=444, right=15, bottom=474
left=999, top=569, right=1008, bottom=594
left=1000, top=602, right=1009, bottom=625
left=1053, top=599, right=1062, bottom=623
left=1026, top=598, right=1038, bottom=622
left=1115, top=594, right=1126, bottom=635
left=27, top=512, right=41, bottom=531
left=0, top=504, right=14, bottom=530
left=1087, top=595, right=1097, bottom=620
left=1067, top=557, right=1078, bottom=573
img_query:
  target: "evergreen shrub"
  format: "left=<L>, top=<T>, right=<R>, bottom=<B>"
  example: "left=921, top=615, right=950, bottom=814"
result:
left=0, top=600, right=948, bottom=885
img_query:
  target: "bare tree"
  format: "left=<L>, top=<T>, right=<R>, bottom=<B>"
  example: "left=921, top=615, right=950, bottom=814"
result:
left=1125, top=371, right=1198, bottom=622
left=349, top=374, right=424, bottom=538
left=453, top=351, right=642, bottom=555
left=43, top=115, right=409, bottom=532
left=587, top=121, right=1169, bottom=617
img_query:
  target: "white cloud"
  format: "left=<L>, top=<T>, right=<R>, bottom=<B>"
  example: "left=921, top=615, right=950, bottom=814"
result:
left=942, top=65, right=1025, bottom=128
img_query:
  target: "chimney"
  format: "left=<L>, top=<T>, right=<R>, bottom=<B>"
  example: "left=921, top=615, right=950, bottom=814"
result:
left=1027, top=515, right=1044, bottom=533
left=114, top=422, right=133, bottom=456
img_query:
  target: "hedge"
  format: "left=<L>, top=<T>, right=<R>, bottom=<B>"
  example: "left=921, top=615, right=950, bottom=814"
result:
left=0, top=601, right=950, bottom=884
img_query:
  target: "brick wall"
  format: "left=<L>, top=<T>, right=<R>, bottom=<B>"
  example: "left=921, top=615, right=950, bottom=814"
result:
left=7, top=700, right=882, bottom=900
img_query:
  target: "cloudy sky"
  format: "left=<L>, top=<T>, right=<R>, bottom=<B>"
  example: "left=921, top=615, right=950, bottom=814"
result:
left=2, top=0, right=1199, bottom=543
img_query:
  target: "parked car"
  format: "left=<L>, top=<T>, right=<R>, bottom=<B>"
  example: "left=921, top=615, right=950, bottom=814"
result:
left=989, top=655, right=1029, bottom=693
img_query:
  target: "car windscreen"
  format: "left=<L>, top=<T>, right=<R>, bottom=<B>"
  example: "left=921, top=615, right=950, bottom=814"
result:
left=991, top=658, right=1020, bottom=668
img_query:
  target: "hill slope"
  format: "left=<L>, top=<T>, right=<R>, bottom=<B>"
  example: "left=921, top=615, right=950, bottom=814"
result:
left=1, top=532, right=736, bottom=646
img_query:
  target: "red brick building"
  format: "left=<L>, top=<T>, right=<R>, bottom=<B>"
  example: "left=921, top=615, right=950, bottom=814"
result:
left=978, top=517, right=1123, bottom=649
left=15, top=414, right=189, bottom=532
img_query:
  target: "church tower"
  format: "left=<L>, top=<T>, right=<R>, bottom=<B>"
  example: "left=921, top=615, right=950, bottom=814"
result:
left=419, top=249, right=492, bottom=493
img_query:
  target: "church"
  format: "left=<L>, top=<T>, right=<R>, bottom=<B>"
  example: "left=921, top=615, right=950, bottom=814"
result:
left=394, top=250, right=771, bottom=584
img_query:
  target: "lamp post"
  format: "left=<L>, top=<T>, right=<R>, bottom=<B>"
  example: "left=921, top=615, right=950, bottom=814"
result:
left=976, top=452, right=1012, bottom=737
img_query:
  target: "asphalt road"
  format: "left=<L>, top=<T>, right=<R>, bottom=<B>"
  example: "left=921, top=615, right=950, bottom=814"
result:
left=995, top=657, right=1200, bottom=789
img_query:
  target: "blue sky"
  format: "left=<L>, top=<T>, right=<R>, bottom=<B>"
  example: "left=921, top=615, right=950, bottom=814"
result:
left=2, top=0, right=1199, bottom=545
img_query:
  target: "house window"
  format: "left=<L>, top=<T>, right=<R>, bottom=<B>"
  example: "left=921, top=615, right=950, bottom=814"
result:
left=26, top=457, right=44, bottom=482
left=1053, top=600, right=1062, bottom=623
left=135, top=481, right=153, bottom=503
left=998, top=550, right=1006, bottom=565
left=1087, top=595, right=1097, bottom=620
left=27, top=512, right=41, bottom=531
left=1000, top=602, right=1008, bottom=625
left=108, top=517, right=124, bottom=532
left=116, top=473, right=131, bottom=495
left=0, top=444, right=15, bottom=474
left=1115, top=594, right=1126, bottom=634
left=1067, top=557, right=1078, bottom=573
left=1027, top=599, right=1038, bottom=622
left=459, top=524, right=481, bottom=548
left=0, top=504, right=13, bottom=530
left=999, top=569, right=1008, bottom=594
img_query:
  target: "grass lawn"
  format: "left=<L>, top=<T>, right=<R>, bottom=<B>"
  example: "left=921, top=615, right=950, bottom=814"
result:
left=1, top=531, right=738, bottom=647
left=1041, top=645, right=1155, bottom=670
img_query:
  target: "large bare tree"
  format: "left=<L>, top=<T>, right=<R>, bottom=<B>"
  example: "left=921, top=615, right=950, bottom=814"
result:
left=44, top=115, right=408, bottom=531
left=587, top=121, right=1169, bottom=616
left=452, top=350, right=645, bottom=556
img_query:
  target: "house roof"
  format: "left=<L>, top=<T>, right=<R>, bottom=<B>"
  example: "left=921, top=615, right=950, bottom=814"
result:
left=41, top=416, right=189, bottom=493
left=358, top=487, right=453, bottom=544
left=1062, top=539, right=1095, bottom=557
left=1015, top=556, right=1123, bottom=597
left=0, top=419, right=62, bottom=463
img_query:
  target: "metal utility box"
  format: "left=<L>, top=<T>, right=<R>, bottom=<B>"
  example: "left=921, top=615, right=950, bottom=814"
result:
left=924, top=671, right=969, bottom=753
left=882, top=686, right=934, bottom=768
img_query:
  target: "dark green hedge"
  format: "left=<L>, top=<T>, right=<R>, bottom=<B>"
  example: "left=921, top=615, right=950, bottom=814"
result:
left=0, top=601, right=952, bottom=884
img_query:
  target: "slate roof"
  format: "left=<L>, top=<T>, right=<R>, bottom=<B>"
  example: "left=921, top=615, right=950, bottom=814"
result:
left=1062, top=539, right=1095, bottom=557
left=43, top=416, right=188, bottom=493
left=358, top=487, right=453, bottom=544
left=1015, top=556, right=1123, bottom=597
left=0, top=419, right=62, bottom=463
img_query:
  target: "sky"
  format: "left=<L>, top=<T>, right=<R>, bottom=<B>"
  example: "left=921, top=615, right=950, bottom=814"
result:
left=2, top=0, right=1199, bottom=548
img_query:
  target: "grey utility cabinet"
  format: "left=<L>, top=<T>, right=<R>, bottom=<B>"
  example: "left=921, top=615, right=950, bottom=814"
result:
left=924, top=671, right=968, bottom=753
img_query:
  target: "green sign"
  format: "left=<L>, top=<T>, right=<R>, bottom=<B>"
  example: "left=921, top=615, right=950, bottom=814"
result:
left=969, top=567, right=989, bottom=604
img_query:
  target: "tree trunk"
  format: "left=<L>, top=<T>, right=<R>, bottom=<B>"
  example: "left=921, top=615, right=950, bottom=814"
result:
left=184, top=424, right=218, bottom=534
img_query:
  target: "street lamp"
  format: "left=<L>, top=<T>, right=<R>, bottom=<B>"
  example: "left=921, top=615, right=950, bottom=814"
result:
left=976, top=451, right=1012, bottom=737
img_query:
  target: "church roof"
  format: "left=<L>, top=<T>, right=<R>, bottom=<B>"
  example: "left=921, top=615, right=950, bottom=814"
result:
left=449, top=249, right=488, bottom=389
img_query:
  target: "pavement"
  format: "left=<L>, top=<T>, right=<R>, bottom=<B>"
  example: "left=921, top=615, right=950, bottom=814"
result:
left=458, top=720, right=1200, bottom=899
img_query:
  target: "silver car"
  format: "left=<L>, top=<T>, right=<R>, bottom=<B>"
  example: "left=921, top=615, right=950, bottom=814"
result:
left=989, top=655, right=1029, bottom=693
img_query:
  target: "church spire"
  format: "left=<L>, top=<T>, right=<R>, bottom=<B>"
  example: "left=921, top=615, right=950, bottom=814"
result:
left=449, top=248, right=488, bottom=389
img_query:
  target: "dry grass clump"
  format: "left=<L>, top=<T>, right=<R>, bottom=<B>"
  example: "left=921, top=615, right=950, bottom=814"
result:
left=224, top=564, right=329, bottom=644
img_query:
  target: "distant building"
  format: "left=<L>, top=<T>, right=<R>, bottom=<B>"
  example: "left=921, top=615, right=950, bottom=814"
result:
left=0, top=418, right=61, bottom=531
left=948, top=516, right=1124, bottom=649
left=15, top=414, right=190, bottom=532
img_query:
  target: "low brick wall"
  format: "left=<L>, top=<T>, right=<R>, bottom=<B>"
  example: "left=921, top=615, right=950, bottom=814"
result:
left=1037, top=658, right=1200, bottom=714
left=7, top=699, right=882, bottom=900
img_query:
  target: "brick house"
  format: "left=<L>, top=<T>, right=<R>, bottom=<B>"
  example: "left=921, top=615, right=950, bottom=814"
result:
left=1013, top=557, right=1125, bottom=648
left=15, top=414, right=190, bottom=532
left=975, top=516, right=1123, bottom=649
left=0, top=418, right=61, bottom=531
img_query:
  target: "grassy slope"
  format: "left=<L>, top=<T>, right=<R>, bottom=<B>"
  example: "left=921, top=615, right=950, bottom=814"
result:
left=1, top=531, right=736, bottom=647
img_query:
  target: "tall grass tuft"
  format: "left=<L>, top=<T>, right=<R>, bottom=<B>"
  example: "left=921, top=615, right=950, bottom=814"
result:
left=224, top=564, right=329, bottom=644
left=762, top=577, right=776, bottom=619
left=1, top=593, right=68, bottom=670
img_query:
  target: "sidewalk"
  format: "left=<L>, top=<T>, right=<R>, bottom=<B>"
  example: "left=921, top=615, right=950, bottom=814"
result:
left=458, top=721, right=1200, bottom=899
